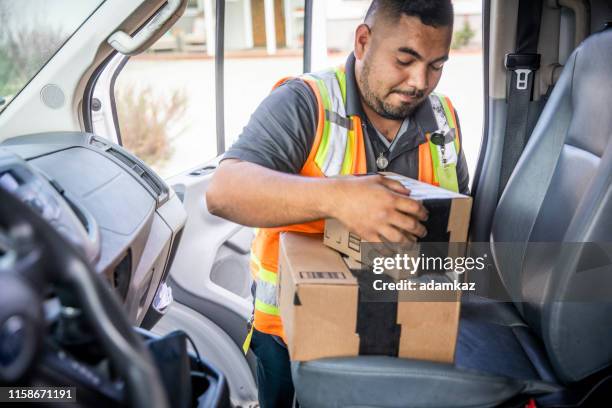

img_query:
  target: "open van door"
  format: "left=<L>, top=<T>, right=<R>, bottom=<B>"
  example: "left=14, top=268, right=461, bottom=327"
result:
left=84, top=1, right=323, bottom=405
left=0, top=1, right=238, bottom=406
left=0, top=0, right=192, bottom=327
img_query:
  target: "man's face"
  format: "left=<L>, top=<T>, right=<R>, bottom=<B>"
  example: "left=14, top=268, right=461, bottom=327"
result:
left=355, top=15, right=452, bottom=120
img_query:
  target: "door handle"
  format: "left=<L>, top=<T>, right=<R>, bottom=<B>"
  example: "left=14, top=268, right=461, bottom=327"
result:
left=107, top=0, right=187, bottom=56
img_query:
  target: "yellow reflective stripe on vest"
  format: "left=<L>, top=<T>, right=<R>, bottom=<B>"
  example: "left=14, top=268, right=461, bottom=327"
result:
left=334, top=68, right=356, bottom=175
left=437, top=95, right=461, bottom=153
left=429, top=141, right=459, bottom=192
left=305, top=69, right=355, bottom=176
left=251, top=252, right=280, bottom=315
left=255, top=280, right=278, bottom=309
left=428, top=94, right=460, bottom=192
left=438, top=95, right=456, bottom=128
left=341, top=124, right=356, bottom=175
left=309, top=78, right=333, bottom=169
left=255, top=299, right=280, bottom=316
left=320, top=87, right=350, bottom=173
left=250, top=253, right=277, bottom=284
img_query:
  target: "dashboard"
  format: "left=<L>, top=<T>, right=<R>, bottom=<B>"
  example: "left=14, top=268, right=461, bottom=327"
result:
left=0, top=132, right=186, bottom=327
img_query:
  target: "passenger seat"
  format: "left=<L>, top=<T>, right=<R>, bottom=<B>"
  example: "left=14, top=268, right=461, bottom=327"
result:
left=290, top=28, right=612, bottom=408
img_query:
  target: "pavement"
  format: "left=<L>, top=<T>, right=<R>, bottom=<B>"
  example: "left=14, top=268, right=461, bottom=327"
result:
left=116, top=51, right=483, bottom=184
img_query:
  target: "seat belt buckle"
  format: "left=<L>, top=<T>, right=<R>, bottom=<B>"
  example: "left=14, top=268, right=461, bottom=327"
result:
left=505, top=53, right=541, bottom=90
left=514, top=69, right=531, bottom=90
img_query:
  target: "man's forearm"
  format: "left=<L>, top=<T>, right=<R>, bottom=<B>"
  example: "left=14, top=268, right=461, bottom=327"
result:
left=206, top=160, right=338, bottom=227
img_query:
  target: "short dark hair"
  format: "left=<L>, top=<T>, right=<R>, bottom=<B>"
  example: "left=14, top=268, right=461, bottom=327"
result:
left=365, top=0, right=454, bottom=28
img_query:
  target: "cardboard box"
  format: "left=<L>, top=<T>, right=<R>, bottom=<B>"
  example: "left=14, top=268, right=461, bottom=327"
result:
left=278, top=232, right=460, bottom=362
left=324, top=173, right=472, bottom=270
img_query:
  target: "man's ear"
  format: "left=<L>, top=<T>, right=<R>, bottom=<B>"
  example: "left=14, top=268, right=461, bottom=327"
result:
left=354, top=24, right=371, bottom=60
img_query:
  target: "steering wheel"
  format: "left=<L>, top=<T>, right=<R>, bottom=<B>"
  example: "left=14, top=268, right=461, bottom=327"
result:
left=0, top=183, right=170, bottom=407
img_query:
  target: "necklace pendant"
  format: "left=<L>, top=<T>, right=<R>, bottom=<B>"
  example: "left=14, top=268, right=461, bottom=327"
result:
left=376, top=153, right=389, bottom=170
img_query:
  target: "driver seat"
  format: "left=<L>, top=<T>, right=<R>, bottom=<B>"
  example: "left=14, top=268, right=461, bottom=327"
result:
left=291, top=29, right=612, bottom=407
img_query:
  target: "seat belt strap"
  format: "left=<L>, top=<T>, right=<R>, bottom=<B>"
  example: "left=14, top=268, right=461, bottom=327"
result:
left=498, top=0, right=543, bottom=200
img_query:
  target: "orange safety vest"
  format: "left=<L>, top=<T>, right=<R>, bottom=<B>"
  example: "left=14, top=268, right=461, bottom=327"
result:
left=248, top=66, right=461, bottom=344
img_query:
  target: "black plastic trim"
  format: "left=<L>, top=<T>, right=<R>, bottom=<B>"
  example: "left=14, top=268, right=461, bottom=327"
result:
left=89, top=135, right=170, bottom=206
left=109, top=56, right=130, bottom=146
left=215, top=0, right=226, bottom=156
left=303, top=0, right=314, bottom=74
left=504, top=53, right=541, bottom=70
left=470, top=0, right=490, bottom=200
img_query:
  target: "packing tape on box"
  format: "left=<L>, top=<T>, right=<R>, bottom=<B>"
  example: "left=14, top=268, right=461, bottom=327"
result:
left=351, top=199, right=453, bottom=356
left=421, top=199, right=452, bottom=243
left=353, top=269, right=402, bottom=356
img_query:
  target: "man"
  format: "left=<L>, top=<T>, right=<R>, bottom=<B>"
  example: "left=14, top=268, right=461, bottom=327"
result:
left=207, top=1, right=469, bottom=406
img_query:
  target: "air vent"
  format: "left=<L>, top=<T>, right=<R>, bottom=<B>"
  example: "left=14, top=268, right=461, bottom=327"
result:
left=89, top=136, right=169, bottom=205
left=107, top=147, right=136, bottom=168
left=101, top=146, right=169, bottom=205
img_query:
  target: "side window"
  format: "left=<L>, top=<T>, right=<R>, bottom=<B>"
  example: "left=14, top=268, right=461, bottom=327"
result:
left=98, top=0, right=306, bottom=179
left=439, top=0, right=483, bottom=181
left=0, top=0, right=104, bottom=114
left=104, top=0, right=218, bottom=179
left=95, top=0, right=483, bottom=182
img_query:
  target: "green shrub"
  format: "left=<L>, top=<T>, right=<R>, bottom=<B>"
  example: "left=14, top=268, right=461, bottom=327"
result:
left=451, top=20, right=476, bottom=50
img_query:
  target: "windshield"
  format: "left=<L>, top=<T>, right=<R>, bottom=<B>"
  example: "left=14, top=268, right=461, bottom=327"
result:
left=0, top=0, right=105, bottom=114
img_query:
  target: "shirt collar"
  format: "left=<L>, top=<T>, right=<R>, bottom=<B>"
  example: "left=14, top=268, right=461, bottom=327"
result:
left=344, top=53, right=364, bottom=117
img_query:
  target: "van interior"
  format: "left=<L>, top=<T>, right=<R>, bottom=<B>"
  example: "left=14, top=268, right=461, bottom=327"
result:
left=0, top=0, right=611, bottom=406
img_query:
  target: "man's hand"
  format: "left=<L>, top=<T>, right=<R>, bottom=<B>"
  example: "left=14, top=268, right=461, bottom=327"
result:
left=207, top=161, right=428, bottom=242
left=327, top=175, right=428, bottom=243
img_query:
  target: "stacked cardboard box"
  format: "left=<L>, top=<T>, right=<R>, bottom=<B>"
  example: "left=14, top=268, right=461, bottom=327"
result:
left=323, top=172, right=472, bottom=266
left=277, top=173, right=472, bottom=362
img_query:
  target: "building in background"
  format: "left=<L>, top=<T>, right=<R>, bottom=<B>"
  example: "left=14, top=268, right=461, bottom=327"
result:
left=324, top=0, right=482, bottom=53
left=150, top=0, right=482, bottom=56
left=150, top=0, right=306, bottom=55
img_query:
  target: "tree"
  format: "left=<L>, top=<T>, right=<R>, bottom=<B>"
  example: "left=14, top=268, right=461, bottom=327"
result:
left=0, top=3, right=64, bottom=98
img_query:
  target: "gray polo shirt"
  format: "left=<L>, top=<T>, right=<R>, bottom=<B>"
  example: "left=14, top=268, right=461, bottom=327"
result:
left=223, top=54, right=470, bottom=195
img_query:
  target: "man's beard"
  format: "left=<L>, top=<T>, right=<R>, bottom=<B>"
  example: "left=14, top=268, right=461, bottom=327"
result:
left=359, top=60, right=426, bottom=120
